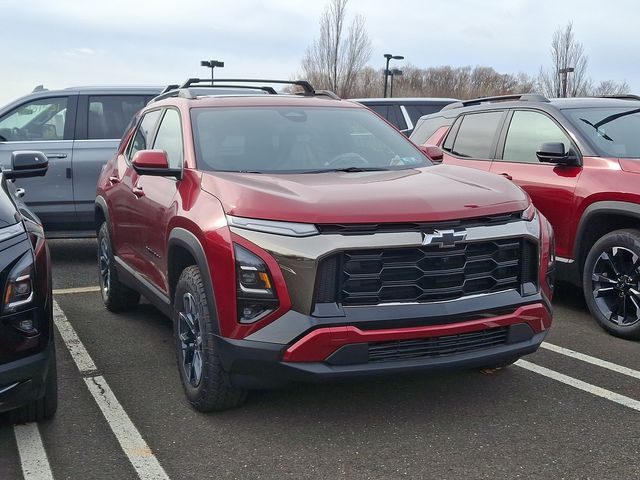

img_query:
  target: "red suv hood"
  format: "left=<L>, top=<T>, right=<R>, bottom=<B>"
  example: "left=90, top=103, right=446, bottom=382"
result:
left=200, top=165, right=529, bottom=224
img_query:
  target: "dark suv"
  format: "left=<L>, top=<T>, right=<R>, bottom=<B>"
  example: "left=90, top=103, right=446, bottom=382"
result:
left=352, top=98, right=457, bottom=136
left=410, top=93, right=640, bottom=339
left=96, top=79, right=553, bottom=411
left=0, top=151, right=56, bottom=423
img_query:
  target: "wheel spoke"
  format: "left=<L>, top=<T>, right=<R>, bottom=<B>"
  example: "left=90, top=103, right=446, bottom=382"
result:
left=609, top=297, right=622, bottom=324
left=592, top=273, right=617, bottom=285
left=602, top=251, right=621, bottom=276
left=192, top=350, right=203, bottom=384
left=594, top=287, right=616, bottom=298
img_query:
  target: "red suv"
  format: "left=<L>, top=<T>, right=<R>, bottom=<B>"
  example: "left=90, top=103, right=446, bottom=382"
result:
left=95, top=79, right=553, bottom=410
left=411, top=94, right=640, bottom=339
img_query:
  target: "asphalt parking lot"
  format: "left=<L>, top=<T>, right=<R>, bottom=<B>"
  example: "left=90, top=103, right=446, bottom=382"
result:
left=1, top=239, right=639, bottom=480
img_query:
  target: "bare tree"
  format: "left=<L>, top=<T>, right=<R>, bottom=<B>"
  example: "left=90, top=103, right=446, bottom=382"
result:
left=539, top=22, right=591, bottom=97
left=591, top=79, right=631, bottom=96
left=301, top=0, right=371, bottom=97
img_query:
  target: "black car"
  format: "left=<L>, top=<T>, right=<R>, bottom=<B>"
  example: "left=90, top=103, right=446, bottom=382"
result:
left=351, top=97, right=458, bottom=136
left=0, top=151, right=56, bottom=422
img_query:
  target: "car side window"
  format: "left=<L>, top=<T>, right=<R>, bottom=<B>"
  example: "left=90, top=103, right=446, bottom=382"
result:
left=411, top=116, right=451, bottom=145
left=501, top=110, right=572, bottom=164
left=442, top=116, right=462, bottom=152
left=152, top=109, right=184, bottom=169
left=87, top=95, right=150, bottom=140
left=127, top=110, right=162, bottom=161
left=0, top=97, right=68, bottom=142
left=449, top=112, right=503, bottom=159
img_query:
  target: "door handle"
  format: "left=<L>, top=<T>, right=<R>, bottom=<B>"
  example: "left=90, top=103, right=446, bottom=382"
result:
left=132, top=185, right=145, bottom=198
left=15, top=188, right=25, bottom=198
left=46, top=153, right=67, bottom=159
left=500, top=173, right=513, bottom=181
left=108, top=176, right=120, bottom=185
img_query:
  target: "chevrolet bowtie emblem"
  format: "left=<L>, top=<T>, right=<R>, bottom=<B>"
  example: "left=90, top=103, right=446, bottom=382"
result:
left=422, top=229, right=467, bottom=248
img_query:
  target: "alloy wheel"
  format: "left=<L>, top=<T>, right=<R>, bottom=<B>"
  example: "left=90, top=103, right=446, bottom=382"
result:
left=591, top=246, right=640, bottom=326
left=99, top=236, right=110, bottom=298
left=178, top=292, right=204, bottom=387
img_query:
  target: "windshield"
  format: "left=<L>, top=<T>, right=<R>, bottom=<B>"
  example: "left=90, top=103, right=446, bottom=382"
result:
left=565, top=107, right=640, bottom=158
left=190, top=106, right=430, bottom=173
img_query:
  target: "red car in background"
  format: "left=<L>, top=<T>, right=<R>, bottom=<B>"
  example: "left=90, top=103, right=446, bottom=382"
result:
left=411, top=94, right=640, bottom=339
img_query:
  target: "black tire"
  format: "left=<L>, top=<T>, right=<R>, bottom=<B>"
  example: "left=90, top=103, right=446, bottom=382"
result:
left=10, top=352, right=57, bottom=423
left=583, top=229, right=640, bottom=340
left=98, top=222, right=140, bottom=312
left=173, top=265, right=247, bottom=411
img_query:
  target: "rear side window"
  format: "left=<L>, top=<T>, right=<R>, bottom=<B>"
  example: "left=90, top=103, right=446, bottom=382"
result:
left=501, top=110, right=572, bottom=163
left=152, top=109, right=184, bottom=169
left=410, top=116, right=452, bottom=145
left=88, top=95, right=151, bottom=140
left=449, top=112, right=503, bottom=159
left=367, top=104, right=407, bottom=131
left=0, top=97, right=68, bottom=141
left=127, top=110, right=162, bottom=160
left=404, top=105, right=448, bottom=126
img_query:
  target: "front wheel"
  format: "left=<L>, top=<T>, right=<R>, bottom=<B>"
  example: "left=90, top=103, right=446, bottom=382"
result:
left=173, top=265, right=247, bottom=411
left=583, top=229, right=640, bottom=340
left=10, top=352, right=57, bottom=423
left=98, top=222, right=140, bottom=312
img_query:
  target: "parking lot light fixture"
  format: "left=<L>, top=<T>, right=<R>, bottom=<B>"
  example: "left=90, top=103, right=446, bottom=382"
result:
left=389, top=68, right=403, bottom=98
left=559, top=67, right=574, bottom=98
left=383, top=54, right=404, bottom=97
left=200, top=60, right=225, bottom=82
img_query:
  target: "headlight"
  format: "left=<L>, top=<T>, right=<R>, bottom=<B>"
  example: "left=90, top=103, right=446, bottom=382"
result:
left=227, top=215, right=319, bottom=237
left=3, top=251, right=34, bottom=313
left=234, top=244, right=279, bottom=323
left=521, top=203, right=537, bottom=221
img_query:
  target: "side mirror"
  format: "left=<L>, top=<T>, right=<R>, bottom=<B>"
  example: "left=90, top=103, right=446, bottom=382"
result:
left=419, top=144, right=444, bottom=162
left=3, top=151, right=49, bottom=179
left=132, top=150, right=182, bottom=179
left=536, top=142, right=578, bottom=166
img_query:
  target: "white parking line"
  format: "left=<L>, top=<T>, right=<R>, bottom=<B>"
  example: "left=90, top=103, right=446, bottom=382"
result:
left=52, top=299, right=170, bottom=480
left=13, top=423, right=54, bottom=480
left=52, top=286, right=101, bottom=295
left=541, top=342, right=640, bottom=380
left=516, top=360, right=640, bottom=412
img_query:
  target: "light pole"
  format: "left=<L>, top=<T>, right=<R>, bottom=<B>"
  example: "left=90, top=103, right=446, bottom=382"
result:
left=389, top=68, right=403, bottom=98
left=559, top=67, right=574, bottom=98
left=383, top=53, right=404, bottom=98
left=200, top=60, right=225, bottom=82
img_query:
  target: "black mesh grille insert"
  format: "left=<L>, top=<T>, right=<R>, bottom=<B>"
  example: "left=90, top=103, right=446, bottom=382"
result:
left=337, top=239, right=535, bottom=306
left=368, top=327, right=509, bottom=362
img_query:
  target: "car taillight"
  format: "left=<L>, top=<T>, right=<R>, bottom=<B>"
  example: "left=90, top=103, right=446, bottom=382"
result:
left=234, top=244, right=278, bottom=324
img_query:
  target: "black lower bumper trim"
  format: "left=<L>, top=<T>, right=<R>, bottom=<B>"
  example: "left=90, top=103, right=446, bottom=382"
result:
left=0, top=343, right=53, bottom=413
left=215, top=330, right=547, bottom=388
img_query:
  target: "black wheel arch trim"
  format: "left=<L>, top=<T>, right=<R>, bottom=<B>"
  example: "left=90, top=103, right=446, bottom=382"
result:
left=94, top=196, right=110, bottom=233
left=574, top=201, right=640, bottom=263
left=168, top=228, right=220, bottom=335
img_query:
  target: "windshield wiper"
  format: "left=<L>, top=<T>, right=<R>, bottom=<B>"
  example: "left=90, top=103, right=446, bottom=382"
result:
left=301, top=166, right=390, bottom=173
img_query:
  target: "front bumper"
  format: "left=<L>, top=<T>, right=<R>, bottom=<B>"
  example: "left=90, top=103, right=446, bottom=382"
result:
left=215, top=300, right=551, bottom=387
left=0, top=342, right=53, bottom=413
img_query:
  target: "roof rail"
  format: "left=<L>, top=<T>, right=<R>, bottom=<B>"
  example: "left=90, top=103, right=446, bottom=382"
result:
left=441, top=93, right=550, bottom=111
left=596, top=94, right=640, bottom=101
left=178, top=78, right=317, bottom=96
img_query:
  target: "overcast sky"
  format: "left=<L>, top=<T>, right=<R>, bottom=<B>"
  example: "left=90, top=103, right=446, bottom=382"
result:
left=1, top=0, right=637, bottom=106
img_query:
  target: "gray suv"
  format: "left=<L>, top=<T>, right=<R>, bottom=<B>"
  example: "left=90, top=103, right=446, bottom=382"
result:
left=0, top=86, right=161, bottom=236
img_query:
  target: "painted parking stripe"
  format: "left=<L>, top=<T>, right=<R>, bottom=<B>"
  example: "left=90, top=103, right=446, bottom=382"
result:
left=516, top=360, right=640, bottom=412
left=52, top=286, right=101, bottom=295
left=14, top=423, right=54, bottom=480
left=541, top=342, right=640, bottom=380
left=52, top=299, right=170, bottom=480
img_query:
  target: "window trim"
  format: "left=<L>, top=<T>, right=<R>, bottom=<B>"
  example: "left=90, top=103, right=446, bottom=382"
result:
left=495, top=108, right=583, bottom=166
